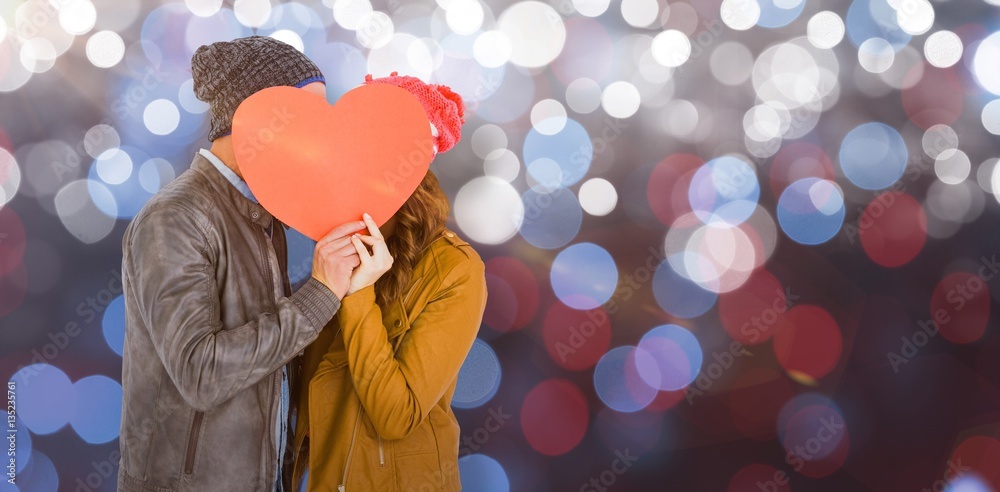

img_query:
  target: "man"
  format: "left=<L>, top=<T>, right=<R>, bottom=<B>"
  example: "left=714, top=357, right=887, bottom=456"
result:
left=118, top=37, right=357, bottom=491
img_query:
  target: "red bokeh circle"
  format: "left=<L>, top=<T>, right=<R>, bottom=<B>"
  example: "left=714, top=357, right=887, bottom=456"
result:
left=483, top=256, right=539, bottom=333
left=773, top=305, right=842, bottom=381
left=902, top=64, right=963, bottom=129
left=520, top=379, right=590, bottom=456
left=930, top=271, right=990, bottom=344
left=718, top=269, right=791, bottom=345
left=542, top=301, right=611, bottom=371
left=950, top=435, right=1000, bottom=490
left=858, top=192, right=927, bottom=268
left=648, top=153, right=703, bottom=226
left=0, top=207, right=26, bottom=275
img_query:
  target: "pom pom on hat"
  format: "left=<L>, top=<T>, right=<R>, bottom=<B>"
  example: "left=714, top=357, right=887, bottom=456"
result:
left=364, top=72, right=465, bottom=154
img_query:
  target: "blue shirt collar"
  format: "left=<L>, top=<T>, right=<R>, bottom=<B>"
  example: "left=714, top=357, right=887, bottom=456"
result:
left=199, top=148, right=258, bottom=204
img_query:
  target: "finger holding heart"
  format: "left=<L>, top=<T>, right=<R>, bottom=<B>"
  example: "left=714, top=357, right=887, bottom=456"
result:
left=346, top=213, right=394, bottom=296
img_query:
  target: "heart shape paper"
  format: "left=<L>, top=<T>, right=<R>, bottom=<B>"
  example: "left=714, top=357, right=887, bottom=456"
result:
left=232, top=84, right=434, bottom=240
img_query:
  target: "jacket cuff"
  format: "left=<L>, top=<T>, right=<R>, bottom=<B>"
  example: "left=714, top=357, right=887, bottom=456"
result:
left=339, top=284, right=377, bottom=321
left=290, top=277, right=341, bottom=330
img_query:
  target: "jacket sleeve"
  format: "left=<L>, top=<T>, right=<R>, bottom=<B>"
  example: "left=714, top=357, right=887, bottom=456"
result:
left=124, top=203, right=341, bottom=412
left=338, top=255, right=487, bottom=440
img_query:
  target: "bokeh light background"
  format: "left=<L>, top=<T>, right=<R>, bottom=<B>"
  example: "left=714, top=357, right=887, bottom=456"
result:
left=3, top=0, right=1000, bottom=490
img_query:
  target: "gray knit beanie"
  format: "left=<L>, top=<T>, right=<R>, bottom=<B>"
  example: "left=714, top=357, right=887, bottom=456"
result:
left=192, top=36, right=325, bottom=141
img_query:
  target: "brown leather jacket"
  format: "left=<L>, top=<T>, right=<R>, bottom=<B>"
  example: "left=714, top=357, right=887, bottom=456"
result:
left=118, top=154, right=341, bottom=491
left=291, top=231, right=487, bottom=492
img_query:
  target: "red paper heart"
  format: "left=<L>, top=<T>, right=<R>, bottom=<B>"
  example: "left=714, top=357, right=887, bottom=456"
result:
left=232, top=84, right=434, bottom=240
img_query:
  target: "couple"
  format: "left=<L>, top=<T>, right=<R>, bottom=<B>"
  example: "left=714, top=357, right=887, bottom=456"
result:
left=117, top=37, right=487, bottom=492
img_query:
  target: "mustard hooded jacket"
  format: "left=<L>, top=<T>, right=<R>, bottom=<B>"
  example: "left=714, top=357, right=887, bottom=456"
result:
left=291, top=230, right=488, bottom=492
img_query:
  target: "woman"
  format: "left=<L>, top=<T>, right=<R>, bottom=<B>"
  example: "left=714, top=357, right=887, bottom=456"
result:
left=290, top=74, right=487, bottom=492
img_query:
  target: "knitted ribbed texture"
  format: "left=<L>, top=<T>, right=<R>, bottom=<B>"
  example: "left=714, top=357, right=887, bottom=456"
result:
left=192, top=36, right=325, bottom=141
left=364, top=72, right=466, bottom=154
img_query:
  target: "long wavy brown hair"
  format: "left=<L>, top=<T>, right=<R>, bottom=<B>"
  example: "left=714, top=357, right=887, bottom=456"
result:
left=375, top=170, right=450, bottom=309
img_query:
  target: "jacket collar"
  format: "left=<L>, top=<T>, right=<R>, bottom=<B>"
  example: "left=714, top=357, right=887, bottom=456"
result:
left=198, top=148, right=258, bottom=203
left=189, top=153, right=274, bottom=230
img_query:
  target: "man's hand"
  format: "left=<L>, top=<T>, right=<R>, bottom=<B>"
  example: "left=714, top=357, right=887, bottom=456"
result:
left=312, top=220, right=366, bottom=299
left=346, top=212, right=394, bottom=296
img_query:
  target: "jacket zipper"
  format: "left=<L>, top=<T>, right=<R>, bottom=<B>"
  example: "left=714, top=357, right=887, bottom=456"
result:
left=258, top=226, right=275, bottom=306
left=259, top=223, right=280, bottom=488
left=184, top=411, right=205, bottom=474
left=378, top=435, right=385, bottom=467
left=338, top=408, right=363, bottom=492
left=339, top=304, right=396, bottom=489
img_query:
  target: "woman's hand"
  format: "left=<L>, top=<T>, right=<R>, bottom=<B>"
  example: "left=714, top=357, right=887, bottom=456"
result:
left=310, top=220, right=365, bottom=299
left=346, top=212, right=394, bottom=296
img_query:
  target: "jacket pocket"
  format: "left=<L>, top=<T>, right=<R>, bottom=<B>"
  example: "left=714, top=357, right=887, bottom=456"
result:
left=391, top=420, right=438, bottom=458
left=394, top=452, right=443, bottom=492
left=184, top=411, right=205, bottom=474
left=119, top=468, right=177, bottom=492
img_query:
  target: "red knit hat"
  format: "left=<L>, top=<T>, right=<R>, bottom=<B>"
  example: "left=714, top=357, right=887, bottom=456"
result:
left=364, top=72, right=465, bottom=154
